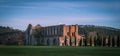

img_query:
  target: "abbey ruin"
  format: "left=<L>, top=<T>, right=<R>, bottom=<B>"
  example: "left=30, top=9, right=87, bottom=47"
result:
left=26, top=24, right=120, bottom=47
left=26, top=24, right=84, bottom=46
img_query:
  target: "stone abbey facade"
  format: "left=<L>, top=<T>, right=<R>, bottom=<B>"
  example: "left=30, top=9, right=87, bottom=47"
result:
left=26, top=24, right=84, bottom=46
left=26, top=24, right=120, bottom=47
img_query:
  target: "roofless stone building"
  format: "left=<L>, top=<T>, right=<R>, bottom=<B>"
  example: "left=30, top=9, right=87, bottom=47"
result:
left=26, top=24, right=83, bottom=46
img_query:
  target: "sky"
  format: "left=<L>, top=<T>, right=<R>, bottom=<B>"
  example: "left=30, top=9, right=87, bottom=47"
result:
left=0, top=0, right=120, bottom=30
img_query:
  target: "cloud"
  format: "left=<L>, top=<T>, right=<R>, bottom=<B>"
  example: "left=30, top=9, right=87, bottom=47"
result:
left=0, top=1, right=120, bottom=9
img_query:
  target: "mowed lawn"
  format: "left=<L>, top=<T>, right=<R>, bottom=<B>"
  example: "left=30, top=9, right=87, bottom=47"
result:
left=0, top=46, right=120, bottom=56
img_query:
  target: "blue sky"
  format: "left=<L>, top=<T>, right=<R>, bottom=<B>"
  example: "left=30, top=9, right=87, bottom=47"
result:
left=0, top=0, right=120, bottom=30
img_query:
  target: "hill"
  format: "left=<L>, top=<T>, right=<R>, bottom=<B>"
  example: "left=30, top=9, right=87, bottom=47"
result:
left=0, top=26, right=25, bottom=45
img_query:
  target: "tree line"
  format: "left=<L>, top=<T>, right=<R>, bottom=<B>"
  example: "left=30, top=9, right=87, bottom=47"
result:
left=0, top=26, right=25, bottom=45
left=78, top=25, right=120, bottom=47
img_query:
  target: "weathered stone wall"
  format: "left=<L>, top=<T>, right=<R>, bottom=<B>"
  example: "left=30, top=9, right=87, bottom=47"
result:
left=26, top=24, right=81, bottom=46
left=58, top=24, right=82, bottom=46
left=26, top=24, right=120, bottom=47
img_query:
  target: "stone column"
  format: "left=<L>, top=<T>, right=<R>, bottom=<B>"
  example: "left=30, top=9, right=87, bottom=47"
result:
left=46, top=28, right=48, bottom=36
left=81, top=37, right=84, bottom=46
left=31, top=35, right=36, bottom=45
left=114, top=36, right=117, bottom=47
left=59, top=36, right=65, bottom=46
left=92, top=36, right=95, bottom=47
left=71, top=36, right=75, bottom=46
left=26, top=24, right=32, bottom=46
left=50, top=27, right=52, bottom=36
left=76, top=35, right=81, bottom=46
left=55, top=37, right=58, bottom=46
left=28, top=35, right=30, bottom=45
left=105, top=36, right=108, bottom=47
left=55, top=26, right=57, bottom=35
left=58, top=26, right=60, bottom=35
left=49, top=38, right=53, bottom=46
left=28, top=32, right=32, bottom=45
left=75, top=24, right=78, bottom=32
left=52, top=27, right=54, bottom=36
left=66, top=36, right=70, bottom=46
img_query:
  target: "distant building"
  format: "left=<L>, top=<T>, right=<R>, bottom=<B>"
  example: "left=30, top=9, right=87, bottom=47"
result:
left=26, top=24, right=83, bottom=46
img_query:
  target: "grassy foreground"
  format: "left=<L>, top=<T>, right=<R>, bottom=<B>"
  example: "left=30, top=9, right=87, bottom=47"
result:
left=0, top=46, right=120, bottom=56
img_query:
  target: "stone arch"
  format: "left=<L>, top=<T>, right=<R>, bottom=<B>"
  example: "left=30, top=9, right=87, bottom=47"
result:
left=59, top=36, right=65, bottom=46
left=65, top=36, right=70, bottom=46
left=40, top=38, right=44, bottom=45
left=41, top=39, right=44, bottom=43
left=53, top=38, right=56, bottom=46
left=47, top=38, right=50, bottom=46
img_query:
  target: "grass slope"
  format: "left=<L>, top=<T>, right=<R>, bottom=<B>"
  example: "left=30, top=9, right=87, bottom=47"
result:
left=0, top=46, right=120, bottom=56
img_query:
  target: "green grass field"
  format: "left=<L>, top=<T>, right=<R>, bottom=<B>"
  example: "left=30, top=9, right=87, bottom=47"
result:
left=0, top=46, right=120, bottom=56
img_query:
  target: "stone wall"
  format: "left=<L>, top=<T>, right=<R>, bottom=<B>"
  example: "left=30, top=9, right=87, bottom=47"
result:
left=59, top=24, right=82, bottom=46
left=26, top=24, right=83, bottom=46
